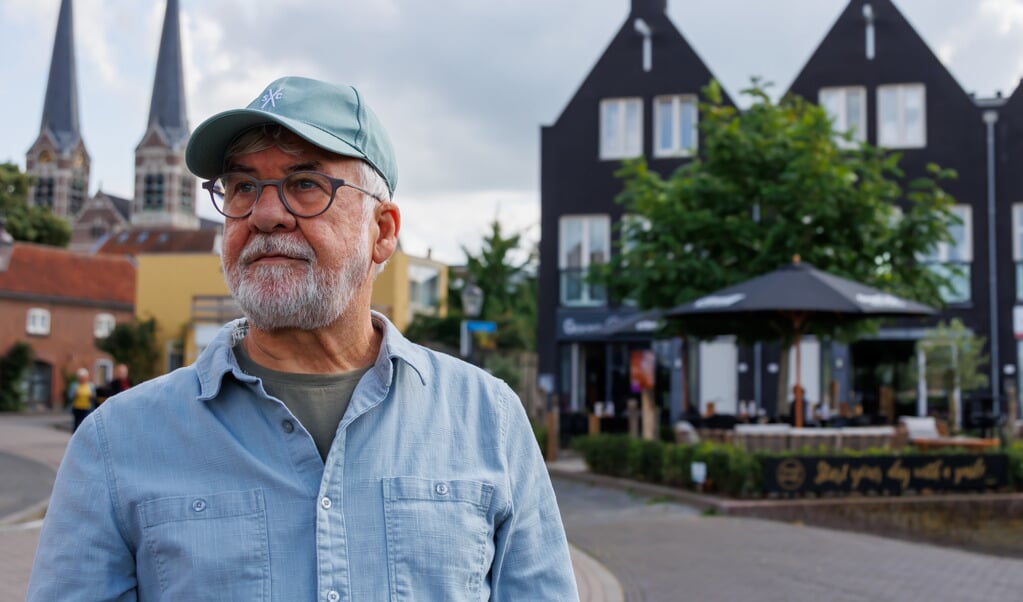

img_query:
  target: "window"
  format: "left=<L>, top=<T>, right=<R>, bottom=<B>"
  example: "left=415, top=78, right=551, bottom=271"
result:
left=559, top=215, right=610, bottom=306
left=144, top=174, right=165, bottom=210
left=181, top=176, right=194, bottom=212
left=1013, top=204, right=1023, bottom=301
left=619, top=214, right=651, bottom=307
left=35, top=177, right=55, bottom=210
left=600, top=98, right=642, bottom=160
left=653, top=95, right=698, bottom=157
left=920, top=205, right=971, bottom=303
left=94, top=313, right=116, bottom=338
left=70, top=179, right=86, bottom=214
left=408, top=265, right=441, bottom=311
left=26, top=308, right=51, bottom=336
left=819, top=87, right=866, bottom=148
left=877, top=84, right=926, bottom=148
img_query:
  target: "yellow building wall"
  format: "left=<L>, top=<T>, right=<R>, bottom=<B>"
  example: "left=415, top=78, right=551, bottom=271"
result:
left=135, top=253, right=229, bottom=374
left=372, top=248, right=411, bottom=330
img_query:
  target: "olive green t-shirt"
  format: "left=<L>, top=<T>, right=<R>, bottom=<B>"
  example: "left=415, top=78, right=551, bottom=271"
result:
left=235, top=343, right=370, bottom=461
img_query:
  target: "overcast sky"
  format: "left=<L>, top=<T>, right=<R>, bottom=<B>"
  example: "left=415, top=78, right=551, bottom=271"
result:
left=2, top=0, right=1023, bottom=263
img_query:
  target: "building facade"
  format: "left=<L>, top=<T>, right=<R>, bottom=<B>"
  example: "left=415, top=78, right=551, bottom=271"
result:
left=538, top=0, right=1023, bottom=431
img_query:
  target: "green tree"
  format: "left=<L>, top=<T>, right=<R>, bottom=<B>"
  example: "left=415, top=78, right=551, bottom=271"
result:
left=405, top=220, right=538, bottom=353
left=0, top=342, right=33, bottom=412
left=96, top=318, right=161, bottom=383
left=0, top=162, right=71, bottom=247
left=595, top=79, right=958, bottom=345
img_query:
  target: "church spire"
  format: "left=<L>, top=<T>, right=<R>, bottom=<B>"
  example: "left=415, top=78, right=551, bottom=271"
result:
left=39, top=0, right=81, bottom=152
left=133, top=0, right=197, bottom=230
left=146, top=0, right=189, bottom=147
left=26, top=0, right=89, bottom=220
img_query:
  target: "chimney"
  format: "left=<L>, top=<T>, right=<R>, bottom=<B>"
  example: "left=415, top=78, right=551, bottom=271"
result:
left=631, top=0, right=667, bottom=16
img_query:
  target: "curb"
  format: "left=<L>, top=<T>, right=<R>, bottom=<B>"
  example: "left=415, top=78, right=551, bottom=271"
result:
left=569, top=544, right=624, bottom=602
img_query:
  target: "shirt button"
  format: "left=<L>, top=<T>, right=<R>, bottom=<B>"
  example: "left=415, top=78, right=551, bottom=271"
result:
left=435, top=483, right=449, bottom=496
left=192, top=499, right=207, bottom=512
left=327, top=590, right=340, bottom=602
left=282, top=420, right=295, bottom=433
left=320, top=496, right=332, bottom=510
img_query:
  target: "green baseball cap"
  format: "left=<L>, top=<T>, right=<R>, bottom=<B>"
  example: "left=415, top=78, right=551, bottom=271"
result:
left=185, top=76, right=397, bottom=195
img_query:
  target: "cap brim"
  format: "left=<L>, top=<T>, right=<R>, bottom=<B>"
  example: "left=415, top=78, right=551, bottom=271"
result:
left=185, top=109, right=367, bottom=179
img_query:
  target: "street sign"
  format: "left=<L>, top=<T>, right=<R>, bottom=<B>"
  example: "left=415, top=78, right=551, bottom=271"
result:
left=465, top=320, right=497, bottom=333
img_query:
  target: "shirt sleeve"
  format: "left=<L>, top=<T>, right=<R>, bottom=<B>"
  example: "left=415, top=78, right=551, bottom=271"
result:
left=490, top=384, right=580, bottom=601
left=26, top=413, right=139, bottom=601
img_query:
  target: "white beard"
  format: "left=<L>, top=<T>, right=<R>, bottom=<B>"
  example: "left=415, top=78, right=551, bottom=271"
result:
left=224, top=233, right=369, bottom=331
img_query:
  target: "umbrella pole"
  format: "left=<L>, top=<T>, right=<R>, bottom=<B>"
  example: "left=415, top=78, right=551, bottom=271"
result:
left=793, top=314, right=805, bottom=429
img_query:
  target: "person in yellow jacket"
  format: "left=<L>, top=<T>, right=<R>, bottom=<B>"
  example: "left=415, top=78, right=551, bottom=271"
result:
left=67, top=368, right=96, bottom=433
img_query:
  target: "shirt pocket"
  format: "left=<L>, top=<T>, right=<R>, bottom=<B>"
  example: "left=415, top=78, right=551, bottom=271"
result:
left=139, top=489, right=269, bottom=601
left=383, top=477, right=495, bottom=601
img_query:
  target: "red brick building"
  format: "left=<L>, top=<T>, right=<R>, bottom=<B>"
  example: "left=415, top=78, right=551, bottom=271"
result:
left=0, top=235, right=135, bottom=409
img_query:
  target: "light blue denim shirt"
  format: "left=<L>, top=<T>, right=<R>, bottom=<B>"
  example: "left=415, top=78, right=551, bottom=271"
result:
left=28, top=313, right=578, bottom=601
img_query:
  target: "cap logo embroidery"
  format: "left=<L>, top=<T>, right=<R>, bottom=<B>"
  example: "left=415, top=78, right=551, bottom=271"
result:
left=260, top=87, right=284, bottom=109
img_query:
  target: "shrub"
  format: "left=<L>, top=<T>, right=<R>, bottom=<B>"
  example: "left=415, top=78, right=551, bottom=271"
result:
left=532, top=421, right=548, bottom=455
left=573, top=434, right=631, bottom=477
left=0, top=342, right=32, bottom=412
left=627, top=438, right=664, bottom=482
left=662, top=444, right=695, bottom=488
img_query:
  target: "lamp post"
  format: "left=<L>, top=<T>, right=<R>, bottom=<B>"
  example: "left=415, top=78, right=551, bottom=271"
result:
left=460, top=282, right=484, bottom=363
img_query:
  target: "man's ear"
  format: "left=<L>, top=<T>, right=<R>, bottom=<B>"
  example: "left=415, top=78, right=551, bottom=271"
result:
left=372, top=202, right=400, bottom=264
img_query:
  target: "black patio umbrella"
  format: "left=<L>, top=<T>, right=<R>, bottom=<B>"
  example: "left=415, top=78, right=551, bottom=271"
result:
left=665, top=257, right=937, bottom=427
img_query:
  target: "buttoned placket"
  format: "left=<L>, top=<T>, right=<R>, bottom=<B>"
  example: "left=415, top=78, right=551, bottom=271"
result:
left=317, top=428, right=350, bottom=601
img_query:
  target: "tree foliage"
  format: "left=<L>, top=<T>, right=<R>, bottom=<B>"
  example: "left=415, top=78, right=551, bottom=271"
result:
left=0, top=342, right=33, bottom=412
left=96, top=318, right=160, bottom=383
left=913, top=318, right=989, bottom=393
left=594, top=79, right=959, bottom=344
left=405, top=219, right=538, bottom=352
left=0, top=162, right=71, bottom=247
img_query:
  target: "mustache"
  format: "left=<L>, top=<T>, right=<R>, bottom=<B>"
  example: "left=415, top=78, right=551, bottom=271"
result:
left=238, top=235, right=315, bottom=266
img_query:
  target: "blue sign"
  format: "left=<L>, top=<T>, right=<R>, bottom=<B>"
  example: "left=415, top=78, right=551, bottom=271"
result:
left=465, top=320, right=497, bottom=333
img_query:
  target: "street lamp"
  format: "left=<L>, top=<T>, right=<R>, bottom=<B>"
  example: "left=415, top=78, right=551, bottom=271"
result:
left=462, top=282, right=484, bottom=319
left=460, top=282, right=484, bottom=362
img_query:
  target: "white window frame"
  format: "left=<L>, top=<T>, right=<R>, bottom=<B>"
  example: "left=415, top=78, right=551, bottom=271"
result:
left=26, top=308, right=51, bottom=336
left=599, top=98, right=643, bottom=160
left=1013, top=204, right=1023, bottom=301
left=877, top=83, right=926, bottom=149
left=653, top=95, right=698, bottom=158
left=819, top=86, right=866, bottom=149
left=921, top=204, right=971, bottom=303
left=94, top=313, right=116, bottom=338
left=559, top=215, right=611, bottom=307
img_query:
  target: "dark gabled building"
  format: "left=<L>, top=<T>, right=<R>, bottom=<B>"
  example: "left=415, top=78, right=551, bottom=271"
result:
left=538, top=0, right=734, bottom=422
left=786, top=0, right=1007, bottom=421
left=539, top=0, right=1023, bottom=431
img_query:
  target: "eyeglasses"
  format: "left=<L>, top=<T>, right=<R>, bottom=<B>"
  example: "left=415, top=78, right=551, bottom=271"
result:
left=201, top=171, right=383, bottom=219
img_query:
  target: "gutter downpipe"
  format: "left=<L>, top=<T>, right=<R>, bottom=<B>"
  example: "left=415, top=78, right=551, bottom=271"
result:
left=984, top=109, right=1000, bottom=415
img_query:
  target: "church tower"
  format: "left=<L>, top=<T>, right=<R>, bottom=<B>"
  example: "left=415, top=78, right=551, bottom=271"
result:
left=133, top=0, right=198, bottom=229
left=26, top=0, right=90, bottom=220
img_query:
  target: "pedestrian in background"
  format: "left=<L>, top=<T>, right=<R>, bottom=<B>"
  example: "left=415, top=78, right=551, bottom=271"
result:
left=28, top=76, right=578, bottom=601
left=67, top=368, right=95, bottom=433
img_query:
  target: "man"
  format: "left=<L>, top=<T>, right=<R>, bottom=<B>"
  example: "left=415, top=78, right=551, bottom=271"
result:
left=99, top=363, right=132, bottom=404
left=28, top=76, right=579, bottom=600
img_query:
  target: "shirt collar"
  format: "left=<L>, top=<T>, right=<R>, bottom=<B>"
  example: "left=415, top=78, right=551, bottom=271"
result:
left=194, top=311, right=428, bottom=402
